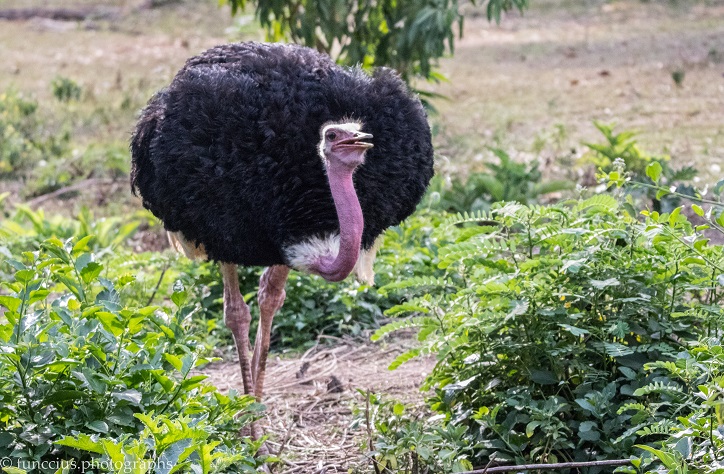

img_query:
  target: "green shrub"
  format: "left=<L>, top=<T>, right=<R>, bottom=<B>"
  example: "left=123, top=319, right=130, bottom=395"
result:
left=618, top=338, right=724, bottom=473
left=0, top=205, right=144, bottom=260
left=27, top=143, right=130, bottom=198
left=0, top=234, right=265, bottom=473
left=51, top=77, right=82, bottom=103
left=351, top=392, right=473, bottom=473
left=375, top=193, right=722, bottom=466
left=426, top=148, right=573, bottom=214
left=0, top=91, right=68, bottom=176
left=583, top=122, right=698, bottom=213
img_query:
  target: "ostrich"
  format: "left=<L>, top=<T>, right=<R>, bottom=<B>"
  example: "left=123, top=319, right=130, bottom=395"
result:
left=130, top=42, right=434, bottom=438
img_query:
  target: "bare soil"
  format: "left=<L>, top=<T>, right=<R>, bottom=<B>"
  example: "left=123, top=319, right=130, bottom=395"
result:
left=202, top=336, right=436, bottom=473
left=429, top=0, right=724, bottom=180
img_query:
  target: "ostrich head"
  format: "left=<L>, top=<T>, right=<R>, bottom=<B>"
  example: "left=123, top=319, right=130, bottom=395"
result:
left=307, top=121, right=373, bottom=282
left=318, top=122, right=373, bottom=167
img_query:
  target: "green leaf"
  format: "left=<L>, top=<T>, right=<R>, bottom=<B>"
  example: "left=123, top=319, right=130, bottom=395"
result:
left=371, top=317, right=426, bottom=341
left=668, top=206, right=682, bottom=227
left=42, top=390, right=86, bottom=406
left=157, top=438, right=193, bottom=474
left=691, top=203, right=704, bottom=216
left=74, top=252, right=91, bottom=272
left=558, top=323, right=590, bottom=337
left=152, top=371, right=176, bottom=393
left=635, top=445, right=679, bottom=469
left=111, top=389, right=143, bottom=406
left=101, top=439, right=126, bottom=469
left=164, top=353, right=183, bottom=372
left=389, top=348, right=420, bottom=370
left=526, top=420, right=541, bottom=438
left=72, top=235, right=95, bottom=255
left=590, top=278, right=620, bottom=290
left=579, top=421, right=596, bottom=432
left=80, top=262, right=103, bottom=283
left=0, top=296, right=21, bottom=313
left=56, top=434, right=105, bottom=454
left=528, top=369, right=557, bottom=385
left=180, top=375, right=208, bottom=391
left=646, top=161, right=662, bottom=183
left=197, top=441, right=222, bottom=474
left=575, top=398, right=598, bottom=415
left=3, top=468, right=27, bottom=474
left=85, top=420, right=109, bottom=433
left=14, top=269, right=34, bottom=283
left=73, top=368, right=107, bottom=394
left=171, top=290, right=188, bottom=307
left=5, top=259, right=26, bottom=270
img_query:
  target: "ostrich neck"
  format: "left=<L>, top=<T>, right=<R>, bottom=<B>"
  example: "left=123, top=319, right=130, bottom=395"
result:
left=312, top=160, right=363, bottom=282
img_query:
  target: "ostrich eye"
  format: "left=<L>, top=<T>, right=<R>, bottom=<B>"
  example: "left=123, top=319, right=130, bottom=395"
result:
left=326, top=132, right=337, bottom=141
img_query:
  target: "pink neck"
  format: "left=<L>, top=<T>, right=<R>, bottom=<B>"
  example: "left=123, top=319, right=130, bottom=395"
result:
left=310, top=160, right=363, bottom=282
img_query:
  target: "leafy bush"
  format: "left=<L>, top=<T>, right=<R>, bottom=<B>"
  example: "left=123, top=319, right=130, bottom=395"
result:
left=375, top=192, right=723, bottom=466
left=0, top=205, right=144, bottom=260
left=619, top=338, right=724, bottom=473
left=0, top=233, right=265, bottom=473
left=351, top=392, right=473, bottom=473
left=0, top=91, right=68, bottom=177
left=51, top=77, right=82, bottom=103
left=0, top=87, right=129, bottom=198
left=224, top=0, right=529, bottom=84
left=583, top=122, right=698, bottom=212
left=426, top=148, right=572, bottom=214
left=27, top=143, right=130, bottom=197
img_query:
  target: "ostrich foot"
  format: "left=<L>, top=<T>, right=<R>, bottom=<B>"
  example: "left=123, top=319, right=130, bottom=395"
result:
left=252, top=265, right=290, bottom=400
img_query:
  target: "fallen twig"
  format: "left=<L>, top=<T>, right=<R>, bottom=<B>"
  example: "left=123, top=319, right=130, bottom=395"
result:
left=463, top=459, right=631, bottom=473
left=26, top=178, right=117, bottom=208
left=145, top=261, right=169, bottom=306
left=0, top=7, right=117, bottom=21
left=365, top=391, right=381, bottom=474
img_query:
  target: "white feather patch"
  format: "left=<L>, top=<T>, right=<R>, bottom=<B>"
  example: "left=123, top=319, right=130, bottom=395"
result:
left=285, top=234, right=340, bottom=272
left=167, top=231, right=208, bottom=260
left=354, top=236, right=382, bottom=285
left=285, top=234, right=379, bottom=284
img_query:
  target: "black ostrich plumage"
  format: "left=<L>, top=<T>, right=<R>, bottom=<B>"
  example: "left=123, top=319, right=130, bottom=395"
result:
left=131, top=42, right=434, bottom=266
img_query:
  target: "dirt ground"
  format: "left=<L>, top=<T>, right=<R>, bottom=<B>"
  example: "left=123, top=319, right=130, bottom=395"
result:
left=429, top=1, right=724, bottom=179
left=202, top=336, right=437, bottom=473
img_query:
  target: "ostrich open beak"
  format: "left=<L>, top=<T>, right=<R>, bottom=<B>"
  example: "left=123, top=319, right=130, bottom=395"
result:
left=336, top=131, right=373, bottom=150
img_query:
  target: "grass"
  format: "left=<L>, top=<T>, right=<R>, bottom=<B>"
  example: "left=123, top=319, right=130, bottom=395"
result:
left=0, top=1, right=263, bottom=143
left=0, top=0, right=260, bottom=214
left=426, top=0, right=724, bottom=180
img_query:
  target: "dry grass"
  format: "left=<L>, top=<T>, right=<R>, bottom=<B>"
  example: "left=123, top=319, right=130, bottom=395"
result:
left=1, top=0, right=722, bottom=189
left=0, top=0, right=258, bottom=143
left=202, top=336, right=435, bottom=473
left=428, top=0, right=724, bottom=180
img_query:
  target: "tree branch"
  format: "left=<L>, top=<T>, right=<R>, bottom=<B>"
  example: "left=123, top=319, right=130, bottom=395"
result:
left=25, top=178, right=117, bottom=209
left=462, top=459, right=631, bottom=473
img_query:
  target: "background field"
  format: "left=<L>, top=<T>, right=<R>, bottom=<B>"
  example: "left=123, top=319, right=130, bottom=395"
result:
left=1, top=0, right=722, bottom=210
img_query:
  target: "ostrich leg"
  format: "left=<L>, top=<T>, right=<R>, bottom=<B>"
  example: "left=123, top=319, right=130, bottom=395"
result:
left=252, top=265, right=290, bottom=399
left=220, top=263, right=263, bottom=440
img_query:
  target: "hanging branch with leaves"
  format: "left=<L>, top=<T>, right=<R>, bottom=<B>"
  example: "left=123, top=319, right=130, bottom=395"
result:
left=223, top=0, right=529, bottom=84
